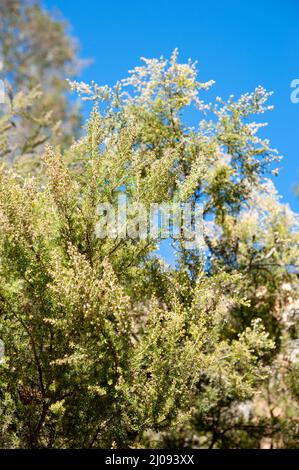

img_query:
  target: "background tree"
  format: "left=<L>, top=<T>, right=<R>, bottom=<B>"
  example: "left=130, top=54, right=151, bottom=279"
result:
left=0, top=0, right=82, bottom=173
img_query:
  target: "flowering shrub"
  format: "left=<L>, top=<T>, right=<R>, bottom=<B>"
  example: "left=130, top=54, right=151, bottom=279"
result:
left=0, top=47, right=298, bottom=448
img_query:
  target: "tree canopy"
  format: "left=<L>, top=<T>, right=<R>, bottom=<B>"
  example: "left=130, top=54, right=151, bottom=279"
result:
left=0, top=3, right=299, bottom=449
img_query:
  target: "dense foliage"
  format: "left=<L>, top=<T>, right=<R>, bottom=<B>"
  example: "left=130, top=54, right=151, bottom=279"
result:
left=0, top=1, right=299, bottom=449
left=0, top=0, right=81, bottom=172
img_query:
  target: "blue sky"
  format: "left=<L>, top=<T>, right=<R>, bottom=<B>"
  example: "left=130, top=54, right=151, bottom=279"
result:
left=45, top=0, right=299, bottom=213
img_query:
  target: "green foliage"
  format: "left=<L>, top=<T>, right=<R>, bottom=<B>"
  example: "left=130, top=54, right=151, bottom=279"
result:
left=0, top=42, right=298, bottom=448
left=0, top=0, right=82, bottom=171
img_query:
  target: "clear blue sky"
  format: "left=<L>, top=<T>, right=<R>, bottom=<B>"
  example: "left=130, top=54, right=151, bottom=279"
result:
left=45, top=0, right=299, bottom=213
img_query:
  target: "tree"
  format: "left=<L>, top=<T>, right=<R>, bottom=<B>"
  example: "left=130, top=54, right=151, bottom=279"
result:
left=0, top=50, right=298, bottom=448
left=0, top=0, right=82, bottom=173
